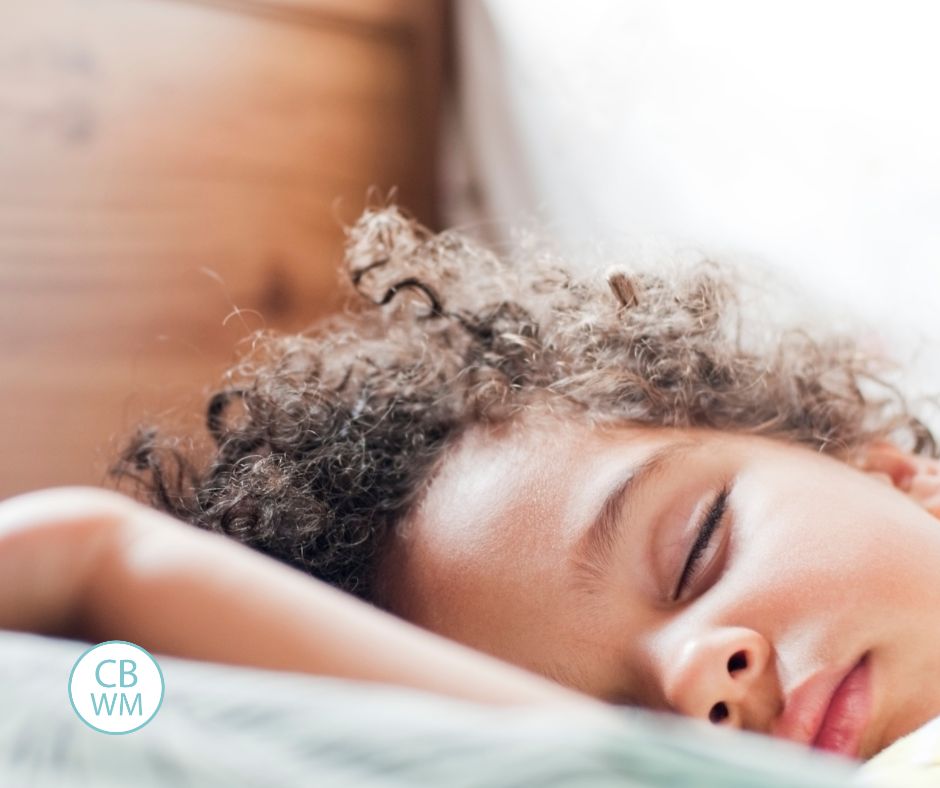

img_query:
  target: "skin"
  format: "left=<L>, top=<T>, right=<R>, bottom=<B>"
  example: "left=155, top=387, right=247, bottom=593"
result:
left=376, top=407, right=940, bottom=759
left=0, top=487, right=598, bottom=712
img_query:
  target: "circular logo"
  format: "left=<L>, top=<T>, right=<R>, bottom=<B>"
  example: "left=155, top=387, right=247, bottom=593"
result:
left=68, top=641, right=164, bottom=734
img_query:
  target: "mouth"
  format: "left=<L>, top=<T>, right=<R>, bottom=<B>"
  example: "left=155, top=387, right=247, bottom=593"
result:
left=773, top=653, right=873, bottom=758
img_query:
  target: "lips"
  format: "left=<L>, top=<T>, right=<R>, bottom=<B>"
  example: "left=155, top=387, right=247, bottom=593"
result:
left=772, top=653, right=873, bottom=758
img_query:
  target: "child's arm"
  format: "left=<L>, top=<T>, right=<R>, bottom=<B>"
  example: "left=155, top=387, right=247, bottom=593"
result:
left=0, top=487, right=596, bottom=710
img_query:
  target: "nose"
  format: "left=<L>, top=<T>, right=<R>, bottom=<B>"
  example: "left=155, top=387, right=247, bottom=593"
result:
left=662, top=627, right=774, bottom=729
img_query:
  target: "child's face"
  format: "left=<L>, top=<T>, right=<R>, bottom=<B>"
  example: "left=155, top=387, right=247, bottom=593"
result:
left=378, top=409, right=940, bottom=759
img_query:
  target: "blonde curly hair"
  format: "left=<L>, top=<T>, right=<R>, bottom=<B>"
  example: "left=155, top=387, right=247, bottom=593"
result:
left=112, top=206, right=936, bottom=600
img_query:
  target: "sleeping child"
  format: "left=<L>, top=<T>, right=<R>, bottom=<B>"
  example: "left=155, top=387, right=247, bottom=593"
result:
left=1, top=206, right=939, bottom=781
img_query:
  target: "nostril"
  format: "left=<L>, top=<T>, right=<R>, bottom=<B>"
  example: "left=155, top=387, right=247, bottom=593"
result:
left=709, top=701, right=729, bottom=724
left=727, top=650, right=748, bottom=675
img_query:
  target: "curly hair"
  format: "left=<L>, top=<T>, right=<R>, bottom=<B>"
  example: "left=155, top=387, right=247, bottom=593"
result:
left=111, top=205, right=937, bottom=602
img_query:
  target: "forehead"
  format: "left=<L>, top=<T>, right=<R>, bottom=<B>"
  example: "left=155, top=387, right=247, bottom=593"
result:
left=409, top=414, right=669, bottom=554
left=380, top=412, right=692, bottom=656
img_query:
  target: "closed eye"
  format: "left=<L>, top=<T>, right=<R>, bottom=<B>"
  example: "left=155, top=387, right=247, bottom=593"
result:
left=672, top=485, right=730, bottom=601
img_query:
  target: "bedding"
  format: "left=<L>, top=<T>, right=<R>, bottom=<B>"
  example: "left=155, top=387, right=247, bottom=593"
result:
left=859, top=714, right=940, bottom=786
left=0, top=629, right=863, bottom=787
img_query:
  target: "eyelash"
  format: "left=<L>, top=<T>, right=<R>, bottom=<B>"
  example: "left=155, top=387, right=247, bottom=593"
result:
left=673, top=484, right=730, bottom=601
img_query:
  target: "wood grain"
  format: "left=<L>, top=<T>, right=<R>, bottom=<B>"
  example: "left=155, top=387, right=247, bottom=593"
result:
left=0, top=0, right=443, bottom=497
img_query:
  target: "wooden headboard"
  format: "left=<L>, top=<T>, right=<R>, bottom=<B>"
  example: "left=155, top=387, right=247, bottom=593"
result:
left=0, top=0, right=447, bottom=497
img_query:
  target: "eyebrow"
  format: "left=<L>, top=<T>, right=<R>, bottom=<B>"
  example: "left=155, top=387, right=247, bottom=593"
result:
left=573, top=439, right=700, bottom=588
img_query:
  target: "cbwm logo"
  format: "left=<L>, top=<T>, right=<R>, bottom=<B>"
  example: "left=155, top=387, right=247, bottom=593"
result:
left=68, top=641, right=164, bottom=734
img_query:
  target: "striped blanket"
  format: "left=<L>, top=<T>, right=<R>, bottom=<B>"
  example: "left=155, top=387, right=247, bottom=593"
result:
left=0, top=629, right=859, bottom=787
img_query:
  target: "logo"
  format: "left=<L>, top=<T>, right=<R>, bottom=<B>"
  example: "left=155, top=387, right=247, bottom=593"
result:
left=68, top=641, right=165, bottom=734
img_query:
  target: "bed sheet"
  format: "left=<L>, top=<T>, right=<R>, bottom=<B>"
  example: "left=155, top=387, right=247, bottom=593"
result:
left=0, top=629, right=858, bottom=787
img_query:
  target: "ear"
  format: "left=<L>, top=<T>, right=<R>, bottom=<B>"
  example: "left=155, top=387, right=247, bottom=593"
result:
left=855, top=441, right=940, bottom=518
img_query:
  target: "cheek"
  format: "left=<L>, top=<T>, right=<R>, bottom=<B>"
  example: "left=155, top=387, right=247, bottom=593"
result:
left=713, top=474, right=882, bottom=619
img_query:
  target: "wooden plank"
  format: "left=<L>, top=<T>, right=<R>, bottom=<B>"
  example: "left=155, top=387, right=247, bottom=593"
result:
left=176, top=0, right=428, bottom=34
left=0, top=1, right=415, bottom=191
left=0, top=0, right=440, bottom=497
left=1, top=356, right=235, bottom=494
left=0, top=178, right=356, bottom=355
